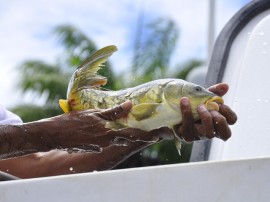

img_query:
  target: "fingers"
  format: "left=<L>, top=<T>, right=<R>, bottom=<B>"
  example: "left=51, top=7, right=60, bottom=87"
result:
left=208, top=83, right=237, bottom=125
left=100, top=101, right=132, bottom=121
left=219, top=104, right=237, bottom=125
left=210, top=110, right=231, bottom=141
left=178, top=97, right=196, bottom=142
left=197, top=104, right=215, bottom=139
left=196, top=107, right=231, bottom=141
left=208, top=83, right=229, bottom=96
left=178, top=97, right=233, bottom=142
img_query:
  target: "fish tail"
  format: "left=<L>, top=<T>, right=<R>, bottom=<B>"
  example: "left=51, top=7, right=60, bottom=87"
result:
left=59, top=45, right=118, bottom=112
left=69, top=45, right=118, bottom=94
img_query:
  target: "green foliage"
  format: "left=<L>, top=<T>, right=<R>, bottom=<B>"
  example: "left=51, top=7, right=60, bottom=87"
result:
left=18, top=60, right=68, bottom=102
left=115, top=141, right=193, bottom=169
left=131, top=18, right=179, bottom=85
left=12, top=104, right=62, bottom=123
left=54, top=24, right=97, bottom=67
left=173, top=59, right=204, bottom=80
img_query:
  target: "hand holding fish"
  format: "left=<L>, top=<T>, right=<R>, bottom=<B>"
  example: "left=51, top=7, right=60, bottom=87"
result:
left=53, top=101, right=166, bottom=151
left=177, top=83, right=237, bottom=142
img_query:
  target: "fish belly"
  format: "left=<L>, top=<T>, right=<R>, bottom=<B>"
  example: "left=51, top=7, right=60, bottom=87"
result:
left=125, top=103, right=182, bottom=131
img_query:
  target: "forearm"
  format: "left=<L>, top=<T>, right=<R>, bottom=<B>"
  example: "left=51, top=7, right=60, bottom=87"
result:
left=37, top=142, right=153, bottom=177
left=0, top=141, right=156, bottom=178
left=0, top=120, right=59, bottom=159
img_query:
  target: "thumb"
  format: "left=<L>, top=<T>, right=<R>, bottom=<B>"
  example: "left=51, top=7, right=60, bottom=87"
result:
left=208, top=83, right=229, bottom=96
left=100, top=101, right=132, bottom=121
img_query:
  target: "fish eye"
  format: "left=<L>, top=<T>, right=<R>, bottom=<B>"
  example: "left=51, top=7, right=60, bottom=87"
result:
left=194, top=86, right=202, bottom=92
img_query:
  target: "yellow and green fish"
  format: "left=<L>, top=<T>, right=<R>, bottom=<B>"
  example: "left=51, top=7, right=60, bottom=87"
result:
left=59, top=45, right=223, bottom=154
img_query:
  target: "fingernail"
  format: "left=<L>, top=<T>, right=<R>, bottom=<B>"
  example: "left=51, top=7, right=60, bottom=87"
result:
left=181, top=97, right=189, bottom=106
left=120, top=101, right=132, bottom=110
left=208, top=85, right=216, bottom=92
left=198, top=104, right=207, bottom=112
left=210, top=110, right=219, bottom=117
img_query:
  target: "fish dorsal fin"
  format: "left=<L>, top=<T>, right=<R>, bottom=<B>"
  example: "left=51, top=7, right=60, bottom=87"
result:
left=74, top=45, right=118, bottom=89
left=131, top=103, right=160, bottom=121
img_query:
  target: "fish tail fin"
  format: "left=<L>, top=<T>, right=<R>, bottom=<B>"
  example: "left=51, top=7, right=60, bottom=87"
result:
left=58, top=45, right=118, bottom=113
left=70, top=45, right=118, bottom=93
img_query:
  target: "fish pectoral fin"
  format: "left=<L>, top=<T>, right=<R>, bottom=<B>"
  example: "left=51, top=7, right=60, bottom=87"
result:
left=172, top=126, right=182, bottom=156
left=59, top=99, right=70, bottom=113
left=130, top=103, right=160, bottom=121
left=105, top=121, right=127, bottom=131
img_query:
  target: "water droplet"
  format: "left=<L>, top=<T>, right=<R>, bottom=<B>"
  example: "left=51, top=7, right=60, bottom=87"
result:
left=262, top=51, right=267, bottom=54
left=70, top=167, right=73, bottom=171
left=257, top=98, right=261, bottom=102
left=265, top=99, right=268, bottom=103
left=67, top=149, right=73, bottom=154
left=262, top=42, right=267, bottom=46
left=112, top=137, right=130, bottom=146
left=6, top=169, right=9, bottom=172
left=150, top=150, right=158, bottom=159
left=259, top=32, right=265, bottom=36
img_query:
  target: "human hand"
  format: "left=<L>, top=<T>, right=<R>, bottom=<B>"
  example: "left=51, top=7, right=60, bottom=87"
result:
left=54, top=101, right=165, bottom=151
left=176, top=83, right=237, bottom=142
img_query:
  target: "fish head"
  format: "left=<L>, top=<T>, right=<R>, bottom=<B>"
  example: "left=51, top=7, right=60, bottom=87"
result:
left=181, top=82, right=224, bottom=116
left=164, top=80, right=185, bottom=111
left=164, top=80, right=224, bottom=119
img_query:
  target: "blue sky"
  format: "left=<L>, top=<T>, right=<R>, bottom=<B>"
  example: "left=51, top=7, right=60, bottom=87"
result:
left=0, top=0, right=250, bottom=108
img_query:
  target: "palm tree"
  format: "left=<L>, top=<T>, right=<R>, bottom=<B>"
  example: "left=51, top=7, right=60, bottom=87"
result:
left=131, top=18, right=179, bottom=85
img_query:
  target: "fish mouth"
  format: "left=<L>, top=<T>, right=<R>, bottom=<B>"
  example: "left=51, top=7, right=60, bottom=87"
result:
left=205, top=96, right=224, bottom=111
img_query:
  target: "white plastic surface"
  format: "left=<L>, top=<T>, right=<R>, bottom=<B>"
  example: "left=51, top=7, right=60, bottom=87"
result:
left=208, top=11, right=270, bottom=160
left=1, top=157, right=270, bottom=202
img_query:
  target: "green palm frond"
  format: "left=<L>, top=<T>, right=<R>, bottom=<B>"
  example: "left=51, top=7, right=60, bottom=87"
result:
left=173, top=59, right=204, bottom=80
left=54, top=24, right=97, bottom=67
left=12, top=104, right=62, bottom=122
left=18, top=60, right=69, bottom=102
left=132, top=18, right=179, bottom=83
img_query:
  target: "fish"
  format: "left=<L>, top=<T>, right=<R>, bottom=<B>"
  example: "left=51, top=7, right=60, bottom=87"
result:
left=59, top=45, right=224, bottom=154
